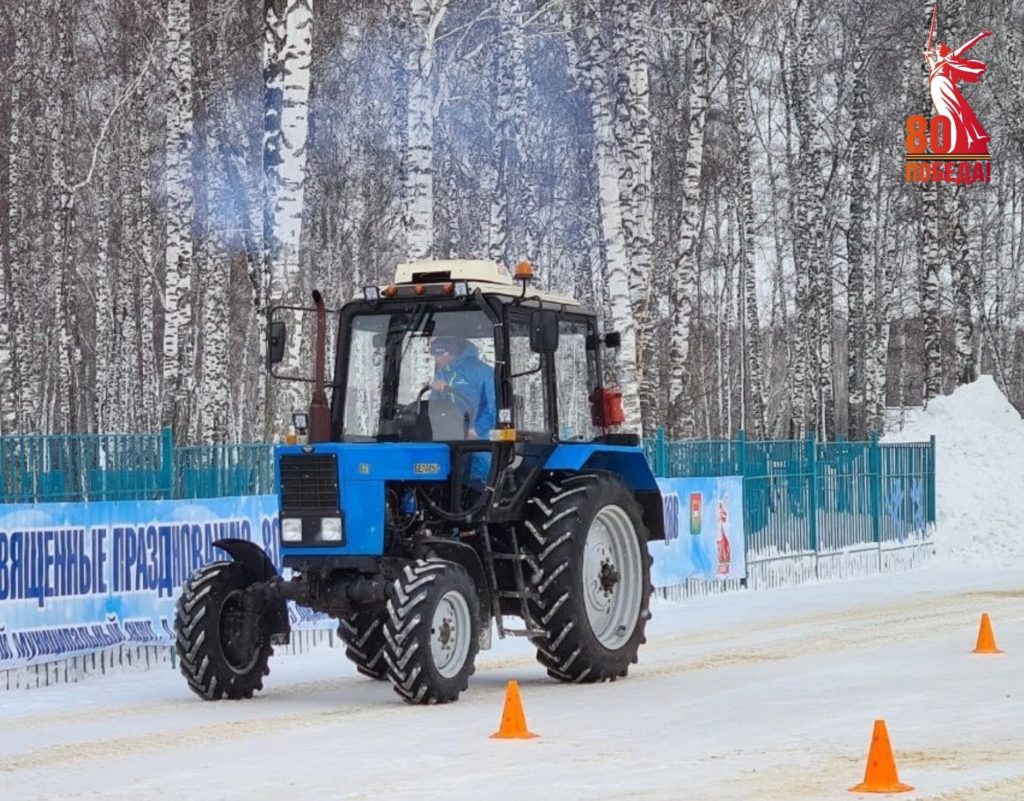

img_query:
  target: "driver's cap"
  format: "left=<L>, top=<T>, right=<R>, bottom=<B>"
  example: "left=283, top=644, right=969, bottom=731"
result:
left=430, top=336, right=464, bottom=355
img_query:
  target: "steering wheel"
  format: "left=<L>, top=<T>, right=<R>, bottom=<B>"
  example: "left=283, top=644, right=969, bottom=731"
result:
left=419, top=382, right=476, bottom=439
left=418, top=381, right=476, bottom=407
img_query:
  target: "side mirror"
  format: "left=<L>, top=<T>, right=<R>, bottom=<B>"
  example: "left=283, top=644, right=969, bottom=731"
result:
left=529, top=309, right=559, bottom=353
left=604, top=331, right=621, bottom=349
left=268, top=321, right=286, bottom=365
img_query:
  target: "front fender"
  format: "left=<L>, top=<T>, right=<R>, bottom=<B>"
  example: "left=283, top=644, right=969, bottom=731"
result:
left=413, top=538, right=492, bottom=632
left=213, top=538, right=290, bottom=638
left=214, top=538, right=278, bottom=581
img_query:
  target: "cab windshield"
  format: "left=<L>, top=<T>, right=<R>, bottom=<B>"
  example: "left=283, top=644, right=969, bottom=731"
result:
left=341, top=307, right=497, bottom=441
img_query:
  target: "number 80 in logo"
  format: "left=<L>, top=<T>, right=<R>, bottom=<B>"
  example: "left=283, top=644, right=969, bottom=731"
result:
left=905, top=114, right=952, bottom=155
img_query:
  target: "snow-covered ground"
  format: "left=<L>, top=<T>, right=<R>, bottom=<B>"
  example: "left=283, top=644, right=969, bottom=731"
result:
left=2, top=564, right=1022, bottom=801
left=3, top=376, right=1022, bottom=801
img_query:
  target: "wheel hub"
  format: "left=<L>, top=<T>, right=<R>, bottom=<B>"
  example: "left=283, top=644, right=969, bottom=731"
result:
left=219, top=590, right=261, bottom=674
left=430, top=590, right=472, bottom=679
left=438, top=617, right=453, bottom=647
left=598, top=559, right=621, bottom=594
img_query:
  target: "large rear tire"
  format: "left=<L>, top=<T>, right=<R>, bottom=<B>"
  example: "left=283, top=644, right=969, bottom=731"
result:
left=521, top=472, right=652, bottom=682
left=383, top=559, right=480, bottom=704
left=175, top=561, right=273, bottom=700
left=338, top=611, right=389, bottom=680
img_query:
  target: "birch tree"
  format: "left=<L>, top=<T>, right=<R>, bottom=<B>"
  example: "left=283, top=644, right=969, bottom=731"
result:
left=944, top=0, right=976, bottom=386
left=52, top=0, right=85, bottom=433
left=614, top=0, right=655, bottom=432
left=919, top=0, right=942, bottom=402
left=488, top=0, right=532, bottom=265
left=845, top=16, right=870, bottom=440
left=266, top=0, right=314, bottom=434
left=726, top=7, right=767, bottom=440
left=571, top=0, right=641, bottom=431
left=667, top=2, right=713, bottom=439
left=404, top=0, right=448, bottom=260
left=0, top=0, right=25, bottom=435
left=163, top=0, right=195, bottom=434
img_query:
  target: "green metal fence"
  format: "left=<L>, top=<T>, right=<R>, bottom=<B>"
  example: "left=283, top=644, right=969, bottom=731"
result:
left=1, top=428, right=935, bottom=560
left=646, top=429, right=936, bottom=557
left=0, top=430, right=274, bottom=504
left=174, top=443, right=276, bottom=499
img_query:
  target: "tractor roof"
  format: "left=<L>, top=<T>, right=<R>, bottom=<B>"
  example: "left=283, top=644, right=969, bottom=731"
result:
left=394, top=260, right=583, bottom=309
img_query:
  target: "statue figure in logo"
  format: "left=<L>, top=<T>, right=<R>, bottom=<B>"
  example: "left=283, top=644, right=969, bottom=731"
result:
left=923, top=28, right=993, bottom=156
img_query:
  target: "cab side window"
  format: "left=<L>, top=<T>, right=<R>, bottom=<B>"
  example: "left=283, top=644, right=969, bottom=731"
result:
left=509, top=320, right=550, bottom=433
left=555, top=320, right=598, bottom=441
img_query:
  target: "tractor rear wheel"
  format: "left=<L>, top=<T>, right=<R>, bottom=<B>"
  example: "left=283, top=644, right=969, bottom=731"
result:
left=522, top=472, right=652, bottom=682
left=383, top=559, right=480, bottom=704
left=175, top=561, right=273, bottom=700
left=338, top=611, right=389, bottom=680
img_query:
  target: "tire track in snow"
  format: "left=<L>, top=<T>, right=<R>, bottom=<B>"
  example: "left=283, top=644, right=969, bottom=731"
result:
left=713, top=742, right=1024, bottom=801
left=4, top=587, right=1020, bottom=773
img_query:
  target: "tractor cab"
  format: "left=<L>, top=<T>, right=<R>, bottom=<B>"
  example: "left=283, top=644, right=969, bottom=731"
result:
left=269, top=260, right=636, bottom=529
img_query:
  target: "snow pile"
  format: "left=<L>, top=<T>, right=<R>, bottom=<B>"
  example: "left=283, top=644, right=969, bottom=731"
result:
left=883, top=375, right=1024, bottom=564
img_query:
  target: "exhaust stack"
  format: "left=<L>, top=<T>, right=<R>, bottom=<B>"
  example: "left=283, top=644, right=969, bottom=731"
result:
left=308, top=290, right=331, bottom=442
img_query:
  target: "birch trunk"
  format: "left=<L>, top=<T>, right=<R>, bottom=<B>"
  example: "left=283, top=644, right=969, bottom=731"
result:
left=0, top=1, right=24, bottom=434
left=788, top=0, right=822, bottom=437
left=945, top=0, right=976, bottom=386
left=846, top=42, right=869, bottom=439
left=95, top=160, right=113, bottom=432
left=727, top=43, right=768, bottom=440
left=163, top=0, right=195, bottom=434
left=267, top=0, right=314, bottom=434
left=259, top=0, right=287, bottom=438
left=616, top=0, right=656, bottom=433
left=53, top=0, right=82, bottom=433
left=866, top=159, right=893, bottom=435
left=573, top=0, right=641, bottom=432
left=404, top=0, right=447, bottom=261
left=666, top=3, right=712, bottom=439
left=920, top=0, right=942, bottom=402
left=137, top=97, right=157, bottom=433
left=488, top=0, right=520, bottom=264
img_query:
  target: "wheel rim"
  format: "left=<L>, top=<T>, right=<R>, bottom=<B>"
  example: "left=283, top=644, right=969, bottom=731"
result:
left=430, top=590, right=472, bottom=679
left=219, top=589, right=260, bottom=674
left=582, top=505, right=643, bottom=650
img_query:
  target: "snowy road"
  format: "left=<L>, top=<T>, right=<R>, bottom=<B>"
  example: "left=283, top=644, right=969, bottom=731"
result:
left=3, top=564, right=1023, bottom=801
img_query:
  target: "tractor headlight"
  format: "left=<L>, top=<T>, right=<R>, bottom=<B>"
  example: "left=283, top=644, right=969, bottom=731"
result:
left=281, top=518, right=303, bottom=542
left=319, top=516, right=343, bottom=542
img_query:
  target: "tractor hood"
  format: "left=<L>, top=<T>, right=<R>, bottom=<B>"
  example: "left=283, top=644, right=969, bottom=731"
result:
left=274, top=442, right=450, bottom=557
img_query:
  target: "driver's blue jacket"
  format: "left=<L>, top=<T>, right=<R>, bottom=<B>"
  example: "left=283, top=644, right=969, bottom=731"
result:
left=433, top=342, right=496, bottom=437
left=434, top=343, right=495, bottom=486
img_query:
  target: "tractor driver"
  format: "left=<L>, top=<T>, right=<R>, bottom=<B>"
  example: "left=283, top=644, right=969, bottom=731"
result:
left=430, top=335, right=495, bottom=490
left=429, top=335, right=496, bottom=440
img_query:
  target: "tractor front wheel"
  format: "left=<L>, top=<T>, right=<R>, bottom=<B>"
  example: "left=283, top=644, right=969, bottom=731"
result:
left=383, top=559, right=480, bottom=704
left=175, top=561, right=273, bottom=700
left=522, top=472, right=652, bottom=682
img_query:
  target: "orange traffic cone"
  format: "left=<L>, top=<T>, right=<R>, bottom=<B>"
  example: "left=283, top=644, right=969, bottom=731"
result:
left=972, top=613, right=1004, bottom=654
left=849, top=720, right=914, bottom=794
left=489, top=680, right=539, bottom=740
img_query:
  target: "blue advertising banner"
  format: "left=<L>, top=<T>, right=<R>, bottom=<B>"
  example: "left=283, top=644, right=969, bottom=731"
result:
left=650, top=476, right=746, bottom=586
left=0, top=496, right=332, bottom=668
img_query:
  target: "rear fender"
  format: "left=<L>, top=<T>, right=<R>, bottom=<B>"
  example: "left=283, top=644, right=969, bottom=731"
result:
left=213, top=539, right=290, bottom=638
left=543, top=445, right=665, bottom=540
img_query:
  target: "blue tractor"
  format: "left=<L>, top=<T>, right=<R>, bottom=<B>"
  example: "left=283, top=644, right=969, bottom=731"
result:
left=174, top=260, right=663, bottom=704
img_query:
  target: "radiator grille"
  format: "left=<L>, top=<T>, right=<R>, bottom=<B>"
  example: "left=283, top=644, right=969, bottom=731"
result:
left=279, top=454, right=340, bottom=513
